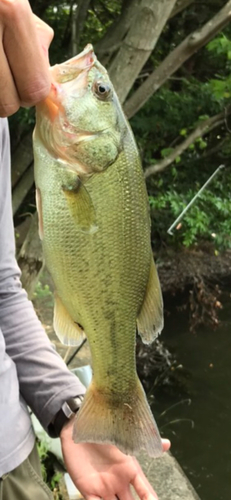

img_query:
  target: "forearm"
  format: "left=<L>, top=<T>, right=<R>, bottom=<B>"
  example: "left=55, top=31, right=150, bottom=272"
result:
left=0, top=118, right=85, bottom=432
left=0, top=282, right=85, bottom=431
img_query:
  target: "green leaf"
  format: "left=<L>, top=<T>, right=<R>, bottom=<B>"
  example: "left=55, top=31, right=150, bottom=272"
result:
left=198, top=139, right=207, bottom=150
left=198, top=114, right=209, bottom=121
left=171, top=167, right=178, bottom=176
left=161, top=147, right=174, bottom=158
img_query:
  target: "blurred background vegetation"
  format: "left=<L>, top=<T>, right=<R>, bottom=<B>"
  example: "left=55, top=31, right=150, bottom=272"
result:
left=12, top=0, right=231, bottom=256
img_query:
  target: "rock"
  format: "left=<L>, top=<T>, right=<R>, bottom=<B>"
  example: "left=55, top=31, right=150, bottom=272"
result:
left=135, top=451, right=200, bottom=500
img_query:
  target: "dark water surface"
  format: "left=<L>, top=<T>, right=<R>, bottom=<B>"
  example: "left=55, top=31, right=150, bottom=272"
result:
left=154, top=293, right=231, bottom=500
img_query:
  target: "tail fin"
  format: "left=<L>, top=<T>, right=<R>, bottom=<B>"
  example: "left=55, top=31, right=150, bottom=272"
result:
left=73, top=377, right=163, bottom=458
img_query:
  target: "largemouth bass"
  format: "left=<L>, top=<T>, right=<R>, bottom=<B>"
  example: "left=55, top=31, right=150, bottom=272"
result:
left=33, top=44, right=164, bottom=457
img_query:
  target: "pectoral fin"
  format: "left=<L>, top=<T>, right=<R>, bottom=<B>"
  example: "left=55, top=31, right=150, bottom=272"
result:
left=62, top=174, right=97, bottom=234
left=137, top=258, right=163, bottom=344
left=54, top=293, right=85, bottom=346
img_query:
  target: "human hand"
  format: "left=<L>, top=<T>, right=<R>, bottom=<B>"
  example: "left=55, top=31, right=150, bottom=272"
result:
left=61, top=418, right=171, bottom=500
left=0, top=0, right=54, bottom=117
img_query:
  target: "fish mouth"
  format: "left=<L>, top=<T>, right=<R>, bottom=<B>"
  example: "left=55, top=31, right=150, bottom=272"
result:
left=39, top=44, right=110, bottom=122
left=38, top=44, right=96, bottom=121
left=35, top=45, right=115, bottom=171
left=51, top=44, right=96, bottom=84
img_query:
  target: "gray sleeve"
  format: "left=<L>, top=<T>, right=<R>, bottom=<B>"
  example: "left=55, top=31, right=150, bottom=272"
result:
left=0, top=119, right=85, bottom=432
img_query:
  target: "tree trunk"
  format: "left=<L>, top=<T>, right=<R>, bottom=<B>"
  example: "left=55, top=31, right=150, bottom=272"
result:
left=96, top=0, right=139, bottom=60
left=11, top=132, right=33, bottom=188
left=72, top=0, right=91, bottom=56
left=12, top=165, right=34, bottom=216
left=171, top=0, right=194, bottom=17
left=108, top=0, right=177, bottom=103
left=124, top=0, right=231, bottom=118
left=17, top=212, right=44, bottom=299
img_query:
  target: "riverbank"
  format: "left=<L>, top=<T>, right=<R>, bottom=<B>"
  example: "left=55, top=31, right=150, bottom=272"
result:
left=157, top=247, right=231, bottom=294
left=156, top=247, right=231, bottom=332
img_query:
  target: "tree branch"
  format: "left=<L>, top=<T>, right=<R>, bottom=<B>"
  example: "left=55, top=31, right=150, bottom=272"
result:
left=12, top=165, right=34, bottom=215
left=96, top=0, right=139, bottom=57
left=124, top=0, right=231, bottom=118
left=200, top=137, right=227, bottom=160
left=72, top=0, right=91, bottom=56
left=144, top=108, right=231, bottom=179
left=11, top=132, right=33, bottom=189
left=170, top=0, right=194, bottom=18
left=108, top=0, right=178, bottom=103
left=96, top=0, right=194, bottom=62
left=17, top=212, right=44, bottom=299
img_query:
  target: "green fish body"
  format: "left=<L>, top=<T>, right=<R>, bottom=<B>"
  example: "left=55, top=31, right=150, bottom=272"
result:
left=33, top=45, right=163, bottom=457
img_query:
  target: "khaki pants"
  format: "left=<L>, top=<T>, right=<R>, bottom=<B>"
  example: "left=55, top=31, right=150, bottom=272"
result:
left=0, top=443, right=53, bottom=500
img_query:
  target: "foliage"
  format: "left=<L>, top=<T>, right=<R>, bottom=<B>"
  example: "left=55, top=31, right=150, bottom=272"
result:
left=37, top=440, right=63, bottom=498
left=37, top=440, right=48, bottom=482
left=33, top=281, right=52, bottom=300
left=149, top=178, right=231, bottom=250
left=131, top=81, right=221, bottom=160
left=206, top=34, right=231, bottom=100
left=131, top=26, right=231, bottom=251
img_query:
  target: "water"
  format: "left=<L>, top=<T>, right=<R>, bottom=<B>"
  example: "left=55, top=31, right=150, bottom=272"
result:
left=155, top=293, right=231, bottom=500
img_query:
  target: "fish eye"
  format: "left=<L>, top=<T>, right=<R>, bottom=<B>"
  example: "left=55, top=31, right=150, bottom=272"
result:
left=93, top=81, right=112, bottom=101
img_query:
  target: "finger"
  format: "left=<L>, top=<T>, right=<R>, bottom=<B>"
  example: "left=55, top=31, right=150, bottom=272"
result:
left=103, top=496, right=120, bottom=500
left=33, top=14, right=54, bottom=62
left=131, top=473, right=158, bottom=500
left=162, top=438, right=171, bottom=452
left=117, top=486, right=136, bottom=500
left=2, top=0, right=52, bottom=106
left=0, top=26, right=19, bottom=117
left=86, top=496, right=101, bottom=500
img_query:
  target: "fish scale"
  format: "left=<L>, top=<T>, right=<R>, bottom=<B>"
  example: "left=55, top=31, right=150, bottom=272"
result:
left=34, top=44, right=164, bottom=457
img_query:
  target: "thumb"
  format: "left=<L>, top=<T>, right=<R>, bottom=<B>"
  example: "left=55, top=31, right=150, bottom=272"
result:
left=33, top=14, right=54, bottom=61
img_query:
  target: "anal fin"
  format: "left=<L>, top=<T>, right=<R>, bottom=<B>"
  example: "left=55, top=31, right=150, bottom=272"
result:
left=137, top=257, right=163, bottom=344
left=54, top=293, right=85, bottom=346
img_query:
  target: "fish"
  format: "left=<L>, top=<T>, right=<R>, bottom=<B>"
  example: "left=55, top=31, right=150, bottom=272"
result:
left=33, top=44, right=164, bottom=458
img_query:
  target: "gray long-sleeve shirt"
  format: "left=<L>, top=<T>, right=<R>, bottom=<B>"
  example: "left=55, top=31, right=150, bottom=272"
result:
left=0, top=119, right=85, bottom=476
